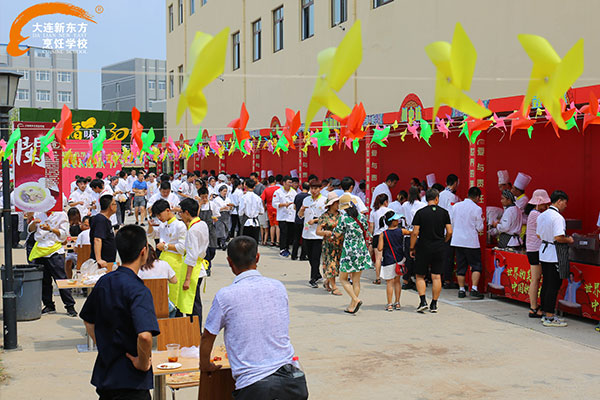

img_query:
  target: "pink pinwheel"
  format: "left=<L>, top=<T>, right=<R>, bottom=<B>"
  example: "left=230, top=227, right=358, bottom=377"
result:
left=209, top=135, right=220, bottom=154
left=493, top=113, right=507, bottom=132
left=408, top=121, right=419, bottom=139
left=167, top=136, right=180, bottom=159
left=436, top=117, right=450, bottom=138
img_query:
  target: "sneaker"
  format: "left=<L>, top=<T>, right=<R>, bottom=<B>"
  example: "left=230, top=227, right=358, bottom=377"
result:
left=416, top=303, right=429, bottom=313
left=470, top=290, right=484, bottom=300
left=458, top=290, right=466, bottom=299
left=443, top=282, right=459, bottom=289
left=279, top=250, right=290, bottom=258
left=66, top=307, right=78, bottom=318
left=402, top=281, right=416, bottom=290
left=308, top=280, right=318, bottom=288
left=429, top=303, right=438, bottom=313
left=542, top=317, right=568, bottom=327
left=42, top=306, right=56, bottom=315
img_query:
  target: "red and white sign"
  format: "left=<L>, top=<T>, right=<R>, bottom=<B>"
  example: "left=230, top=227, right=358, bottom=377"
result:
left=12, top=121, right=62, bottom=212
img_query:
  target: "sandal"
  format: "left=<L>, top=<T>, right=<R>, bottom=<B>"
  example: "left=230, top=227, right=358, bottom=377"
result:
left=385, top=304, right=394, bottom=312
left=528, top=307, right=542, bottom=318
left=393, top=302, right=401, bottom=310
left=331, top=289, right=343, bottom=296
left=323, top=282, right=332, bottom=292
left=372, top=279, right=381, bottom=285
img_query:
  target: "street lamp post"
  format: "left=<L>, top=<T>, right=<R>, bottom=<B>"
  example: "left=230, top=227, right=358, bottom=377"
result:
left=0, top=71, right=22, bottom=350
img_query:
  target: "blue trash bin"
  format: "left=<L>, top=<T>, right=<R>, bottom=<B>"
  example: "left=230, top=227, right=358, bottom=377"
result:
left=1, top=264, right=44, bottom=321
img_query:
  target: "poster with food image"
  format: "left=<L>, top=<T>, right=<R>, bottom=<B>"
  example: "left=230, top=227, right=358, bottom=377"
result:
left=12, top=121, right=62, bottom=213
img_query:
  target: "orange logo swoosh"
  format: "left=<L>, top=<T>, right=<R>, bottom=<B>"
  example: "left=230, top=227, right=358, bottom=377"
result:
left=8, top=2, right=97, bottom=57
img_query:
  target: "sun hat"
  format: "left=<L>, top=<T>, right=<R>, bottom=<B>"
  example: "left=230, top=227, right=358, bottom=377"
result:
left=325, top=192, right=340, bottom=207
left=339, top=194, right=353, bottom=210
left=388, top=213, right=403, bottom=222
left=528, top=189, right=551, bottom=205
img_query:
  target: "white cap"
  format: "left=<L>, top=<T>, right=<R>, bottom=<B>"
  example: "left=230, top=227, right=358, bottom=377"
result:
left=260, top=170, right=266, bottom=179
left=514, top=172, right=532, bottom=191
left=497, top=170, right=510, bottom=185
left=290, top=169, right=298, bottom=178
left=426, top=173, right=437, bottom=188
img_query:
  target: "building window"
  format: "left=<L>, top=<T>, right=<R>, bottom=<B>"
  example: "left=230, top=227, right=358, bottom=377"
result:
left=178, top=65, right=184, bottom=93
left=168, top=4, right=174, bottom=32
left=17, top=89, right=29, bottom=101
left=116, top=101, right=120, bottom=111
left=273, top=6, right=284, bottom=52
left=169, top=71, right=174, bottom=98
left=34, top=49, right=50, bottom=58
left=148, top=80, right=156, bottom=89
left=17, top=70, right=29, bottom=80
left=57, top=71, right=71, bottom=82
left=178, top=0, right=184, bottom=24
left=301, top=0, right=314, bottom=40
left=189, top=0, right=195, bottom=14
left=115, top=82, right=120, bottom=96
left=232, top=32, right=240, bottom=70
left=373, top=0, right=393, bottom=8
left=252, top=20, right=262, bottom=62
left=331, top=0, right=347, bottom=26
left=158, top=80, right=166, bottom=90
left=36, top=90, right=51, bottom=102
left=36, top=70, right=50, bottom=81
left=57, top=91, right=72, bottom=103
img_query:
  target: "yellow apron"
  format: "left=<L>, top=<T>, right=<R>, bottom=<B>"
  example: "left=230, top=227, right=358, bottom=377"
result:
left=176, top=218, right=209, bottom=315
left=28, top=242, right=62, bottom=261
left=159, top=250, right=185, bottom=306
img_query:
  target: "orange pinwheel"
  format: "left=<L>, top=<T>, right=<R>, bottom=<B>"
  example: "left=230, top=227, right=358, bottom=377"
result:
left=466, top=100, right=493, bottom=137
left=507, top=103, right=534, bottom=139
left=131, top=107, right=144, bottom=151
left=544, top=99, right=576, bottom=138
left=228, top=103, right=251, bottom=144
left=333, top=102, right=366, bottom=148
left=580, top=91, right=600, bottom=133
left=282, top=108, right=301, bottom=149
left=54, top=104, right=72, bottom=150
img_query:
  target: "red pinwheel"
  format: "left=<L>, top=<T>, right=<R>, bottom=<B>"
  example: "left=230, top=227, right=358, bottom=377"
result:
left=54, top=104, right=73, bottom=150
left=544, top=99, right=576, bottom=138
left=333, top=102, right=366, bottom=149
left=507, top=104, right=534, bottom=139
left=580, top=91, right=600, bottom=133
left=281, top=108, right=301, bottom=149
left=466, top=100, right=493, bottom=137
left=131, top=107, right=144, bottom=151
left=227, top=103, right=251, bottom=144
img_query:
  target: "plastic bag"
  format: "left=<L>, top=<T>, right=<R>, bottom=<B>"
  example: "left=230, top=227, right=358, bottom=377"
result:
left=80, top=259, right=99, bottom=276
left=180, top=346, right=199, bottom=359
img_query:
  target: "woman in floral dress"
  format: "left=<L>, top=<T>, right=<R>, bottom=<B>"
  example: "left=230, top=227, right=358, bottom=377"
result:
left=316, top=193, right=343, bottom=296
left=333, top=194, right=373, bottom=314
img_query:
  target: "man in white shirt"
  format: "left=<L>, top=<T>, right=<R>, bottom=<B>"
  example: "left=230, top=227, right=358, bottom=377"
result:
left=114, top=171, right=130, bottom=224
left=76, top=216, right=91, bottom=246
left=70, top=175, right=80, bottom=194
left=147, top=181, right=181, bottom=213
left=145, top=173, right=158, bottom=202
left=178, top=198, right=209, bottom=320
left=370, top=173, right=399, bottom=210
left=68, top=178, right=92, bottom=217
left=536, top=190, right=573, bottom=327
left=176, top=173, right=195, bottom=200
left=299, top=181, right=326, bottom=288
left=341, top=177, right=368, bottom=214
left=28, top=210, right=77, bottom=317
left=272, top=176, right=297, bottom=258
left=238, top=180, right=264, bottom=243
left=451, top=187, right=484, bottom=299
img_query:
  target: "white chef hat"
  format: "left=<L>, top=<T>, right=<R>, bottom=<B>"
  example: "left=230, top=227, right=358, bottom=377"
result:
left=497, top=170, right=510, bottom=185
left=514, top=172, right=532, bottom=191
left=426, top=173, right=437, bottom=188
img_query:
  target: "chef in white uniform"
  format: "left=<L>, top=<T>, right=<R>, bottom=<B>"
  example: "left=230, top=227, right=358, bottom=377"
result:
left=497, top=170, right=511, bottom=192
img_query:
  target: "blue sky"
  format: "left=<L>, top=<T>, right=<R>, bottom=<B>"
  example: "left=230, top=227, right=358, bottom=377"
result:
left=0, top=0, right=166, bottom=109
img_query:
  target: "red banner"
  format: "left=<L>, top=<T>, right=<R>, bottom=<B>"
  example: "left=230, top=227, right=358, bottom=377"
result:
left=298, top=148, right=308, bottom=182
left=12, top=121, right=62, bottom=213
left=469, top=138, right=487, bottom=247
left=484, top=249, right=600, bottom=321
left=365, top=144, right=378, bottom=207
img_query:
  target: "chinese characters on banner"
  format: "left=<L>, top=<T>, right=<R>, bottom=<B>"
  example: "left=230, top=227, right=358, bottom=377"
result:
left=298, top=148, right=308, bottom=182
left=251, top=147, right=261, bottom=174
left=12, top=121, right=62, bottom=213
left=365, top=145, right=378, bottom=207
left=31, top=21, right=89, bottom=53
left=469, top=138, right=487, bottom=246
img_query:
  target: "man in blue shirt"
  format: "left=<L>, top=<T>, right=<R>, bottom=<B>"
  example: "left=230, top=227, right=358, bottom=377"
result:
left=132, top=171, right=148, bottom=226
left=201, top=236, right=308, bottom=399
left=80, top=225, right=159, bottom=400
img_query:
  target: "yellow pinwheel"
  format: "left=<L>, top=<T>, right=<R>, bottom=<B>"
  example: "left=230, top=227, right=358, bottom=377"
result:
left=177, top=27, right=230, bottom=125
left=425, top=22, right=490, bottom=121
left=305, top=20, right=362, bottom=130
left=518, top=34, right=584, bottom=130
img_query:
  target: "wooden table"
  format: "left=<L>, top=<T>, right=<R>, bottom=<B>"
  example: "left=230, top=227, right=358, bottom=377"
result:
left=152, top=347, right=234, bottom=400
left=56, top=279, right=96, bottom=352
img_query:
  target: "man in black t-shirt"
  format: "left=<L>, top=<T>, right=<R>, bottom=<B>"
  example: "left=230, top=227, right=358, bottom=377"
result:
left=90, top=195, right=118, bottom=269
left=410, top=188, right=452, bottom=314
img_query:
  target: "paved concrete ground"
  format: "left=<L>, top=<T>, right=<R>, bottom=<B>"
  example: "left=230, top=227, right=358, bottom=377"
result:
left=1, top=230, right=599, bottom=399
